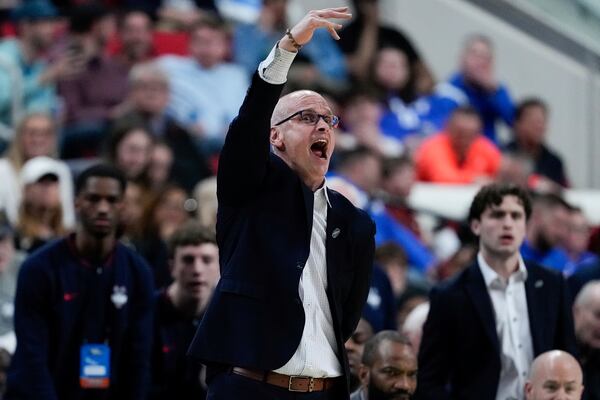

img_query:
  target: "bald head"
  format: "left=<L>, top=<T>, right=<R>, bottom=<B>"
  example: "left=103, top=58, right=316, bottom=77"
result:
left=525, top=350, right=583, bottom=400
left=269, top=89, right=336, bottom=191
left=574, top=280, right=600, bottom=349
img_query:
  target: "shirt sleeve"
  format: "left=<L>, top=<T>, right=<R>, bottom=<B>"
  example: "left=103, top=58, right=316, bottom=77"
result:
left=257, top=43, right=297, bottom=85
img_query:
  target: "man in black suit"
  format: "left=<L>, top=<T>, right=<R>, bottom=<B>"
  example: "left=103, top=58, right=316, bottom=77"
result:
left=417, top=183, right=576, bottom=400
left=187, top=7, right=376, bottom=400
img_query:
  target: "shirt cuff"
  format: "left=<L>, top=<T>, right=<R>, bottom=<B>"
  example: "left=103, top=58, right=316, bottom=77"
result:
left=257, top=43, right=297, bottom=85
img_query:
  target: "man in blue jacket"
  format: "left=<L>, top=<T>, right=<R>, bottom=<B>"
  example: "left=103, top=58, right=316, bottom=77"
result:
left=6, top=164, right=154, bottom=400
left=187, top=7, right=376, bottom=400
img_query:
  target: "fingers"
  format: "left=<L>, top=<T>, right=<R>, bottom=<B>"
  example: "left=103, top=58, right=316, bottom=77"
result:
left=328, top=25, right=340, bottom=41
left=313, top=7, right=352, bottom=20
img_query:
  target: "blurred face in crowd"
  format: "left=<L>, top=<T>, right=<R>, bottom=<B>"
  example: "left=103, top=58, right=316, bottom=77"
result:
left=148, top=143, right=173, bottom=188
left=343, top=96, right=381, bottom=128
left=383, top=162, right=415, bottom=200
left=566, top=209, right=591, bottom=257
left=374, top=47, right=410, bottom=91
left=525, top=351, right=583, bottom=400
left=447, top=112, right=481, bottom=159
left=20, top=19, right=56, bottom=52
left=345, top=318, right=374, bottom=383
left=115, top=128, right=153, bottom=180
left=154, top=187, right=190, bottom=239
left=93, top=14, right=116, bottom=47
left=120, top=181, right=144, bottom=231
left=515, top=105, right=547, bottom=147
left=471, top=195, right=527, bottom=260
left=360, top=340, right=418, bottom=400
left=270, top=91, right=337, bottom=191
left=120, top=11, right=153, bottom=61
left=24, top=175, right=60, bottom=210
left=76, top=177, right=124, bottom=238
left=19, top=115, right=56, bottom=161
left=531, top=203, right=570, bottom=252
left=0, top=232, right=15, bottom=273
left=189, top=25, right=228, bottom=68
left=461, top=38, right=493, bottom=84
left=171, top=242, right=219, bottom=305
left=131, top=74, right=169, bottom=115
left=574, top=284, right=600, bottom=349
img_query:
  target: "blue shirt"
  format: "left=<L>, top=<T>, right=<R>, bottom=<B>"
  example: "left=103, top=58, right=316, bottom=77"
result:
left=520, top=240, right=570, bottom=272
left=440, top=72, right=515, bottom=143
left=157, top=55, right=249, bottom=140
left=0, top=39, right=57, bottom=127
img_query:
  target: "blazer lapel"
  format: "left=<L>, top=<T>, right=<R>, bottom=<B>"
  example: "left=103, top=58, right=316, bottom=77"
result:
left=524, top=264, right=545, bottom=355
left=325, top=194, right=345, bottom=290
left=301, top=182, right=314, bottom=246
left=465, top=264, right=500, bottom=354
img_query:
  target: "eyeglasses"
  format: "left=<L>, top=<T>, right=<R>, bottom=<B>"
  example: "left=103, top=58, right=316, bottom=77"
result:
left=274, top=110, right=339, bottom=128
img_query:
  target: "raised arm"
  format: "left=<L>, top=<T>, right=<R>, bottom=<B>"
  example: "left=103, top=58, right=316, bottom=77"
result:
left=216, top=8, right=351, bottom=206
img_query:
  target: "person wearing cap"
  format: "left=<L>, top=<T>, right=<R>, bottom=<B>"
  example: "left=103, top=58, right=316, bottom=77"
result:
left=14, top=156, right=74, bottom=253
left=187, top=7, right=375, bottom=400
left=0, top=0, right=78, bottom=130
left=6, top=164, right=154, bottom=400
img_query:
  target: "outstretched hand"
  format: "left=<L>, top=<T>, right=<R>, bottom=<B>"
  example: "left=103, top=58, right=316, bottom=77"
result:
left=279, top=7, right=352, bottom=52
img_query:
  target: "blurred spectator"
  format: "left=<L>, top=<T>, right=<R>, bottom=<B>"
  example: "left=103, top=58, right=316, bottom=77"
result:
left=525, top=350, right=584, bottom=400
left=351, top=330, right=418, bottom=400
left=564, top=207, right=599, bottom=276
left=395, top=287, right=428, bottom=330
left=496, top=152, right=534, bottom=188
left=15, top=156, right=74, bottom=253
left=105, top=122, right=154, bottom=184
left=133, top=184, right=190, bottom=288
left=0, top=1, right=64, bottom=132
left=569, top=260, right=600, bottom=303
left=112, top=62, right=212, bottom=191
left=233, top=0, right=348, bottom=85
left=417, top=183, right=576, bottom=399
left=338, top=0, right=433, bottom=94
left=0, top=211, right=25, bottom=355
left=371, top=47, right=455, bottom=145
left=58, top=3, right=127, bottom=158
left=150, top=221, right=219, bottom=399
left=0, top=112, right=72, bottom=226
left=336, top=90, right=404, bottom=158
left=415, top=106, right=502, bottom=183
left=521, top=193, right=571, bottom=272
left=504, top=98, right=569, bottom=190
left=375, top=242, right=409, bottom=300
left=573, top=281, right=600, bottom=400
left=113, top=9, right=155, bottom=68
left=148, top=140, right=173, bottom=189
left=438, top=34, right=515, bottom=143
left=156, top=0, right=218, bottom=31
left=402, top=301, right=429, bottom=356
left=381, top=156, right=421, bottom=239
left=345, top=318, right=374, bottom=392
left=363, top=265, right=397, bottom=333
left=193, top=175, right=217, bottom=231
left=335, top=146, right=382, bottom=198
left=118, top=179, right=147, bottom=244
left=156, top=15, right=248, bottom=148
left=5, top=164, right=154, bottom=400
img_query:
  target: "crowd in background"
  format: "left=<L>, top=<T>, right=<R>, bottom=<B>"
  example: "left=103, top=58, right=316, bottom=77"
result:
left=0, top=0, right=598, bottom=398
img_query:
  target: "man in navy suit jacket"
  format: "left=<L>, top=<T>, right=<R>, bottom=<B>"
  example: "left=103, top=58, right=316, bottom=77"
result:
left=187, top=7, right=376, bottom=400
left=417, top=183, right=576, bottom=400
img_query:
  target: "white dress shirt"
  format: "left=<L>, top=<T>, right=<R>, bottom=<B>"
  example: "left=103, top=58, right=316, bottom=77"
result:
left=274, top=185, right=342, bottom=377
left=478, top=253, right=534, bottom=400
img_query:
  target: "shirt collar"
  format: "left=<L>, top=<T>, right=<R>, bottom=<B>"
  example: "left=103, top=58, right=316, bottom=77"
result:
left=315, top=178, right=332, bottom=208
left=478, top=252, right=527, bottom=289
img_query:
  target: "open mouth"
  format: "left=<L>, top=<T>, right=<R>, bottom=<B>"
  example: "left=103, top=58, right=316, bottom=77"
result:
left=310, top=139, right=329, bottom=159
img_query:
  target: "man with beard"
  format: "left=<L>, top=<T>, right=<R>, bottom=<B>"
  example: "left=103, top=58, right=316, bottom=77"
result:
left=417, top=183, right=576, bottom=400
left=350, top=330, right=417, bottom=400
left=521, top=193, right=571, bottom=272
left=5, top=164, right=154, bottom=400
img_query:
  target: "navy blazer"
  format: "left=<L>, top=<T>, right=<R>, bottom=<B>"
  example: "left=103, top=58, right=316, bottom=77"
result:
left=416, top=260, right=576, bottom=400
left=187, top=73, right=375, bottom=391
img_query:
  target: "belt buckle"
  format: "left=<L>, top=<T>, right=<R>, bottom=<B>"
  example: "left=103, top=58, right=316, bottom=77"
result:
left=288, top=375, right=314, bottom=392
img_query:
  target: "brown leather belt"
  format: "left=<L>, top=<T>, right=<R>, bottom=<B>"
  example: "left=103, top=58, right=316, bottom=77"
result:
left=231, top=367, right=341, bottom=393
